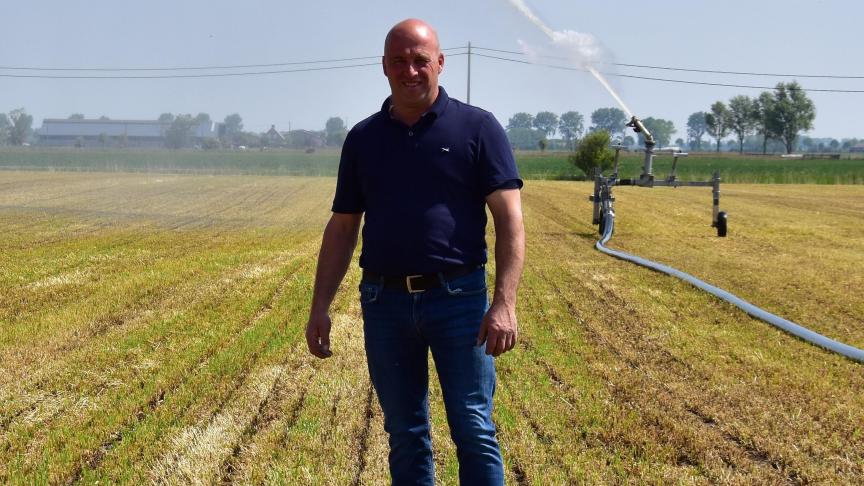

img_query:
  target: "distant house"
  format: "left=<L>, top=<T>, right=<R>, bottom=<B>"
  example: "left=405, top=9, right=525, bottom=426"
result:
left=263, top=125, right=286, bottom=147
left=36, top=118, right=221, bottom=148
left=282, top=129, right=325, bottom=149
left=850, top=144, right=864, bottom=153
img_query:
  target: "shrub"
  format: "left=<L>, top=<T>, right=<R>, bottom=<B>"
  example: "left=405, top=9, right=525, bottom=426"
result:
left=570, top=130, right=615, bottom=177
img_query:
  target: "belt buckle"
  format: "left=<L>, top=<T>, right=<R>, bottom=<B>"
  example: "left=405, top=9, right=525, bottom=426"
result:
left=406, top=274, right=424, bottom=293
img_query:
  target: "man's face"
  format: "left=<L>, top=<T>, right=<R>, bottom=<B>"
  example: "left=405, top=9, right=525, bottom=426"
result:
left=382, top=27, right=444, bottom=110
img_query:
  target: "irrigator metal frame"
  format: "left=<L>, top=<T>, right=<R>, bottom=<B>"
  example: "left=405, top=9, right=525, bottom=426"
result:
left=590, top=116, right=727, bottom=238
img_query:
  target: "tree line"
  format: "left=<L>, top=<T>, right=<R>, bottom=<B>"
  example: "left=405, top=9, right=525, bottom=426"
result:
left=689, top=81, right=816, bottom=154
left=505, top=108, right=679, bottom=151
left=504, top=81, right=851, bottom=155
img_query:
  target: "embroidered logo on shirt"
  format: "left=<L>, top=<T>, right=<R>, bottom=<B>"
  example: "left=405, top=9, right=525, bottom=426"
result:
left=441, top=147, right=450, bottom=153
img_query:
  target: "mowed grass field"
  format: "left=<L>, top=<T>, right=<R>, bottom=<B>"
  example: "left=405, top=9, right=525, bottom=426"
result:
left=1, top=171, right=862, bottom=484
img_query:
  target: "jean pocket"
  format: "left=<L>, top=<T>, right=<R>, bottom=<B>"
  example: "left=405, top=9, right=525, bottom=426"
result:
left=443, top=270, right=488, bottom=296
left=358, top=281, right=382, bottom=304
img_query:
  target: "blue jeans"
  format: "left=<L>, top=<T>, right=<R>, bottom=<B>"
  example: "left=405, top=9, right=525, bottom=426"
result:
left=360, top=267, right=504, bottom=485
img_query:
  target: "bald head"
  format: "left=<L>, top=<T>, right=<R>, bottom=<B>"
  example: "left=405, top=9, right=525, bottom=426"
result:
left=384, top=19, right=441, bottom=56
left=381, top=18, right=445, bottom=123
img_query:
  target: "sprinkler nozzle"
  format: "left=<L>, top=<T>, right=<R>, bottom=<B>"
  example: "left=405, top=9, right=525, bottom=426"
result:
left=626, top=116, right=655, bottom=145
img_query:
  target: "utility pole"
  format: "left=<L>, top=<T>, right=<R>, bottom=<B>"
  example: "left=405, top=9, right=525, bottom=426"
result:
left=466, top=42, right=472, bottom=105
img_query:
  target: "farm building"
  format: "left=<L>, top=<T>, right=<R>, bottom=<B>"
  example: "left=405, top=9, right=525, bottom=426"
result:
left=36, top=118, right=222, bottom=148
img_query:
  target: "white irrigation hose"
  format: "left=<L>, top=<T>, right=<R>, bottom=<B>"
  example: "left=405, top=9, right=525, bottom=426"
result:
left=595, top=213, right=864, bottom=364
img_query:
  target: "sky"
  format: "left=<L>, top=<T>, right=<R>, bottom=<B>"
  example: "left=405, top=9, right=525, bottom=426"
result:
left=3, top=0, right=862, bottom=141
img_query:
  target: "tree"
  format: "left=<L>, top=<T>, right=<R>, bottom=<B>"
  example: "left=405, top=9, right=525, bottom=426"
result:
left=640, top=117, right=676, bottom=148
left=68, top=113, right=85, bottom=120
left=325, top=117, right=348, bottom=147
left=164, top=114, right=195, bottom=149
left=622, top=135, right=635, bottom=148
left=675, top=138, right=685, bottom=148
left=752, top=92, right=781, bottom=155
left=686, top=112, right=708, bottom=150
left=727, top=95, right=757, bottom=154
left=590, top=108, right=627, bottom=138
left=533, top=111, right=558, bottom=139
left=223, top=113, right=243, bottom=143
left=558, top=111, right=584, bottom=150
left=98, top=115, right=110, bottom=120
left=569, top=130, right=614, bottom=177
left=829, top=139, right=840, bottom=151
left=507, top=112, right=534, bottom=130
left=8, top=108, right=33, bottom=146
left=505, top=127, right=544, bottom=150
left=158, top=113, right=175, bottom=123
left=537, top=138, right=547, bottom=152
left=705, top=102, right=730, bottom=152
left=768, top=81, right=816, bottom=154
left=194, top=113, right=211, bottom=124
left=0, top=113, right=10, bottom=145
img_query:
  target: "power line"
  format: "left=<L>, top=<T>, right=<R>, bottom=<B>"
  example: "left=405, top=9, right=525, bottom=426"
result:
left=0, top=62, right=382, bottom=79
left=0, top=52, right=468, bottom=79
left=3, top=43, right=860, bottom=81
left=471, top=53, right=864, bottom=93
left=471, top=45, right=864, bottom=80
left=0, top=55, right=458, bottom=80
left=1, top=45, right=860, bottom=93
left=0, top=47, right=468, bottom=73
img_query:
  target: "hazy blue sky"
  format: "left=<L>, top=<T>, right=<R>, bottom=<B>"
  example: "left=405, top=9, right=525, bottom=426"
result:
left=3, top=0, right=861, bottom=140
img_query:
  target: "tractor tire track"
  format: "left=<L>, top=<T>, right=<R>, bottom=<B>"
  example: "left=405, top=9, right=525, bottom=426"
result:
left=63, top=257, right=304, bottom=485
left=537, top=262, right=804, bottom=484
left=525, top=190, right=808, bottom=481
left=0, top=244, right=291, bottom=436
left=351, top=384, right=375, bottom=486
left=219, top=357, right=318, bottom=485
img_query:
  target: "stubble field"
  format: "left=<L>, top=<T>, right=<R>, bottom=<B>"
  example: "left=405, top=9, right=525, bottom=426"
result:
left=1, top=171, right=862, bottom=484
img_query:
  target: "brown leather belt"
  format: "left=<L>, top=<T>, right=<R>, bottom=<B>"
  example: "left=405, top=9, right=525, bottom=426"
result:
left=361, top=265, right=481, bottom=293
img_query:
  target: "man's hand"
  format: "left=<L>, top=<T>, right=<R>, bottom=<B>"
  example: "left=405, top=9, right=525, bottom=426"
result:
left=304, top=212, right=361, bottom=359
left=306, top=312, right=333, bottom=358
left=476, top=301, right=518, bottom=357
left=480, top=188, right=524, bottom=358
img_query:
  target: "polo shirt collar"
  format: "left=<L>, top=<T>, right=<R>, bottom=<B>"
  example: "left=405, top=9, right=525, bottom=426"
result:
left=381, top=86, right=450, bottom=120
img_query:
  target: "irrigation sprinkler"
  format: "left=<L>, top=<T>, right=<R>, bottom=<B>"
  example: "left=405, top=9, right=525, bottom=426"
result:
left=590, top=116, right=728, bottom=238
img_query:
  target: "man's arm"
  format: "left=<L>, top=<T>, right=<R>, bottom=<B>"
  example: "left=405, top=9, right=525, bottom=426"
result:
left=306, top=212, right=363, bottom=358
left=477, top=188, right=525, bottom=356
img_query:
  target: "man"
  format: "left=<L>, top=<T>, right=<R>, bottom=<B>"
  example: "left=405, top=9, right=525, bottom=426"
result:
left=305, top=18, right=524, bottom=485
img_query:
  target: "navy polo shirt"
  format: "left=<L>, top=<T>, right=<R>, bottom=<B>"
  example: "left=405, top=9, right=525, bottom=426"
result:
left=332, top=86, right=522, bottom=275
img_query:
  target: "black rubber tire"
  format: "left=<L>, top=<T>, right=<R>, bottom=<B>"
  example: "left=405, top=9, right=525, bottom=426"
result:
left=716, top=211, right=728, bottom=237
left=598, top=213, right=606, bottom=236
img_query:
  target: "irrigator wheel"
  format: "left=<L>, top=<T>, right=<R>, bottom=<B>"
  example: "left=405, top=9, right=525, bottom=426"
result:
left=598, top=213, right=606, bottom=236
left=717, top=211, right=728, bottom=237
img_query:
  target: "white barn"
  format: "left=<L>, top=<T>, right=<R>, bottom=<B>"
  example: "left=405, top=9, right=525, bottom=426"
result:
left=37, top=118, right=221, bottom=147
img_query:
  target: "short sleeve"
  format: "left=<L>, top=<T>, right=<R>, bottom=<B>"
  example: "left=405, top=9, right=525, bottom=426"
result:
left=477, top=113, right=524, bottom=195
left=331, top=129, right=365, bottom=213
